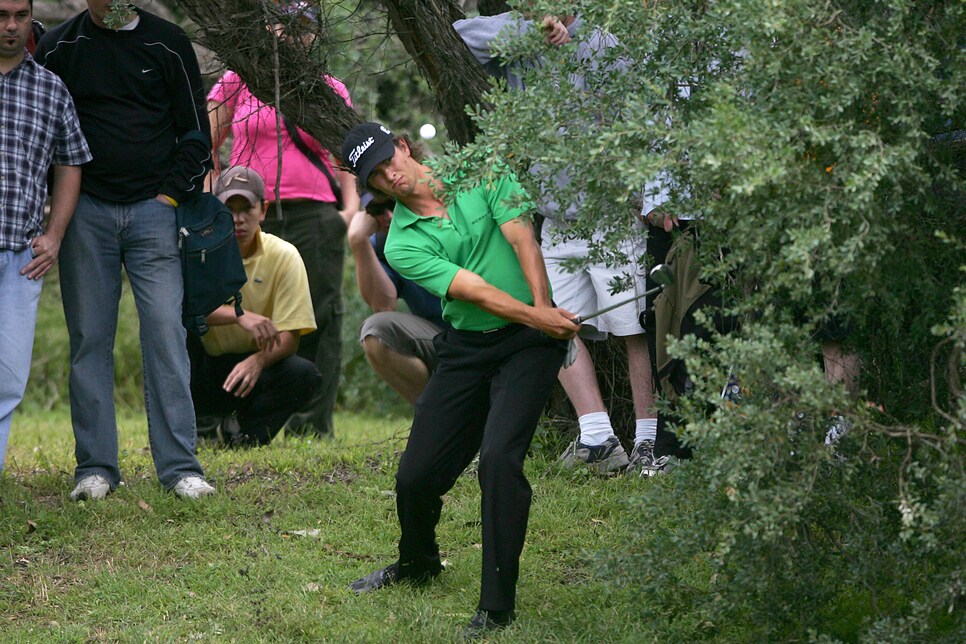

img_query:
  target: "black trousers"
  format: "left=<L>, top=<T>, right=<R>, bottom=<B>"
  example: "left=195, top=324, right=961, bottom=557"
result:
left=262, top=201, right=346, bottom=436
left=395, top=325, right=565, bottom=612
left=187, top=335, right=322, bottom=446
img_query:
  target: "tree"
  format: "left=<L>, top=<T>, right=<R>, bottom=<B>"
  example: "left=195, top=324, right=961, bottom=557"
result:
left=435, top=1, right=962, bottom=640
left=174, top=0, right=490, bottom=149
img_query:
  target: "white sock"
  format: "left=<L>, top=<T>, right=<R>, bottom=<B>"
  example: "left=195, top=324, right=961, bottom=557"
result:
left=634, top=418, right=658, bottom=446
left=578, top=412, right=614, bottom=446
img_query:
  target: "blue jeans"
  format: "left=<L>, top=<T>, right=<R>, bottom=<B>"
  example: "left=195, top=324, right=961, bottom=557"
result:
left=60, top=193, right=204, bottom=489
left=0, top=248, right=43, bottom=476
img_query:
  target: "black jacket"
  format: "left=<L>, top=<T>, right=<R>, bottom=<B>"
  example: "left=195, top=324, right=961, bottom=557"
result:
left=35, top=9, right=211, bottom=204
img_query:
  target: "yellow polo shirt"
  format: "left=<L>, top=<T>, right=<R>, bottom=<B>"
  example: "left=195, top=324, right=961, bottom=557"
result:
left=201, top=231, right=316, bottom=356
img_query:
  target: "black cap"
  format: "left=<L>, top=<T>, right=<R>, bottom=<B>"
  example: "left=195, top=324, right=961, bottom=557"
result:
left=341, top=122, right=396, bottom=188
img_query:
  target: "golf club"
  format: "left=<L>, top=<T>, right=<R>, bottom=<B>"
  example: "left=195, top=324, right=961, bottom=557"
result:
left=571, top=263, right=675, bottom=325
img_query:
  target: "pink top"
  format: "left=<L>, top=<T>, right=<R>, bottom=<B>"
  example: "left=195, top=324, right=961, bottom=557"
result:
left=208, top=70, right=352, bottom=203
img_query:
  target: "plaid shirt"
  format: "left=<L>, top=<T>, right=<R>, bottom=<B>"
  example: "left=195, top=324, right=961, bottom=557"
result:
left=0, top=53, right=91, bottom=251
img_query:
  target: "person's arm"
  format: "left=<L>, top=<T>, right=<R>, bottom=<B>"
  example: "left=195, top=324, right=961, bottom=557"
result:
left=207, top=98, right=233, bottom=180
left=222, top=330, right=300, bottom=398
left=157, top=27, right=213, bottom=204
left=640, top=173, right=679, bottom=231
left=453, top=12, right=530, bottom=65
left=541, top=16, right=572, bottom=46
left=21, top=165, right=81, bottom=280
left=337, top=168, right=361, bottom=226
left=446, top=269, right=578, bottom=339
left=644, top=208, right=680, bottom=232
left=446, top=212, right=579, bottom=338
left=347, top=214, right=399, bottom=312
left=205, top=305, right=281, bottom=353
left=499, top=216, right=553, bottom=308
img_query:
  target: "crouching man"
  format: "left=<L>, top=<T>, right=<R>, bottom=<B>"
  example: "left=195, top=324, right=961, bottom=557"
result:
left=188, top=166, right=322, bottom=447
left=348, top=192, right=449, bottom=405
left=341, top=123, right=579, bottom=637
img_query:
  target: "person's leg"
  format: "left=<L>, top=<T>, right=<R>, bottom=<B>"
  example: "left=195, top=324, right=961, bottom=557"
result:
left=822, top=340, right=860, bottom=400
left=394, top=330, right=491, bottom=577
left=236, top=355, right=322, bottom=445
left=543, top=233, right=627, bottom=468
left=186, top=334, right=238, bottom=419
left=122, top=198, right=206, bottom=489
left=60, top=193, right=124, bottom=488
left=556, top=337, right=606, bottom=417
left=625, top=334, right=656, bottom=420
left=359, top=311, right=442, bottom=406
left=555, top=337, right=630, bottom=471
left=0, top=249, right=43, bottom=476
left=624, top=332, right=664, bottom=474
left=477, top=326, right=566, bottom=613
left=266, top=201, right=345, bottom=436
left=362, top=337, right=430, bottom=405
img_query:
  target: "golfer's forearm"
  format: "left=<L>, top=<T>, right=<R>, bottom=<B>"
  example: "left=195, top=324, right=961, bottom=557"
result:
left=447, top=269, right=543, bottom=327
left=500, top=217, right=552, bottom=308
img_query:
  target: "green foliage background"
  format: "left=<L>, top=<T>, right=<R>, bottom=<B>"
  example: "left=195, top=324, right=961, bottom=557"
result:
left=19, top=0, right=965, bottom=639
left=432, top=0, right=965, bottom=639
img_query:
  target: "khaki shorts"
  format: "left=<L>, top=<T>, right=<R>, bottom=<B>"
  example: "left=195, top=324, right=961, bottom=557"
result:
left=359, top=311, right=444, bottom=372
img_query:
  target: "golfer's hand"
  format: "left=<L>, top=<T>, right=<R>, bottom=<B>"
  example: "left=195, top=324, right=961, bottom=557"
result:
left=21, top=233, right=61, bottom=280
left=237, top=312, right=281, bottom=352
left=533, top=306, right=580, bottom=340
left=223, top=355, right=264, bottom=398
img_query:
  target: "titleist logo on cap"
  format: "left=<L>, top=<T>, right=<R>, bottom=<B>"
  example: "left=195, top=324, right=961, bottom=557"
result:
left=348, top=137, right=374, bottom=167
left=347, top=126, right=392, bottom=169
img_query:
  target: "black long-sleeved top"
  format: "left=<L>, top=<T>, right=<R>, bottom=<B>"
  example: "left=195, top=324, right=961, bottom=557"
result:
left=35, top=8, right=211, bottom=204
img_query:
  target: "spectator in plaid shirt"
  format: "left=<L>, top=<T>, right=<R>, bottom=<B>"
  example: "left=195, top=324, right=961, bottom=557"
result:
left=0, top=0, right=91, bottom=476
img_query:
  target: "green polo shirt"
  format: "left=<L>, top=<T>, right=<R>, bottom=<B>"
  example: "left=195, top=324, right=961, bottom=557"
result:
left=384, top=172, right=546, bottom=331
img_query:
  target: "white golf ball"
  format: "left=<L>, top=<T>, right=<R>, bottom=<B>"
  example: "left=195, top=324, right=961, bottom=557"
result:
left=419, top=123, right=437, bottom=139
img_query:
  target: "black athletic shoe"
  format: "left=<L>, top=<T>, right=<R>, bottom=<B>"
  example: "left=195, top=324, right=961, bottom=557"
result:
left=462, top=609, right=515, bottom=639
left=349, top=561, right=441, bottom=594
left=349, top=562, right=399, bottom=594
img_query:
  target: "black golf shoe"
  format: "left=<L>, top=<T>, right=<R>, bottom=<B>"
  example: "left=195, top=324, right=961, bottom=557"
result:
left=349, top=561, right=441, bottom=594
left=462, top=609, right=515, bottom=639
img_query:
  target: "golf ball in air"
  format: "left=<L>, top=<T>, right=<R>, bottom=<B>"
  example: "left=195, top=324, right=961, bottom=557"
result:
left=419, top=123, right=437, bottom=139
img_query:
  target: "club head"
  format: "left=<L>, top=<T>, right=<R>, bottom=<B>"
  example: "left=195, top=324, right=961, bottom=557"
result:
left=649, top=263, right=675, bottom=288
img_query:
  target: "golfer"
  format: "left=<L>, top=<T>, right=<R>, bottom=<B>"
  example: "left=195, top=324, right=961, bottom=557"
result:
left=341, top=122, right=578, bottom=636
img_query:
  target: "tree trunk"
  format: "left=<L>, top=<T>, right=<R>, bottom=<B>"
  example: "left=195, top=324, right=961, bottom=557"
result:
left=175, top=0, right=360, bottom=153
left=175, top=0, right=490, bottom=150
left=382, top=0, right=491, bottom=145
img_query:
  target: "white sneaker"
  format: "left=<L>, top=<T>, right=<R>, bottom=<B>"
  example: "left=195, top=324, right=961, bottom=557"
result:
left=173, top=476, right=216, bottom=499
left=69, top=474, right=111, bottom=501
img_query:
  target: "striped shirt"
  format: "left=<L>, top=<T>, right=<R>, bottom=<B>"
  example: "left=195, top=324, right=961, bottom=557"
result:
left=0, top=53, right=90, bottom=251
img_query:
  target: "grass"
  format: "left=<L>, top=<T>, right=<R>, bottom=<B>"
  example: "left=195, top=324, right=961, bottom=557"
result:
left=1, top=407, right=665, bottom=642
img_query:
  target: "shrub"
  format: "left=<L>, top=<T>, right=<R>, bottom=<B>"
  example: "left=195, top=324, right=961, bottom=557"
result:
left=435, top=0, right=965, bottom=638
